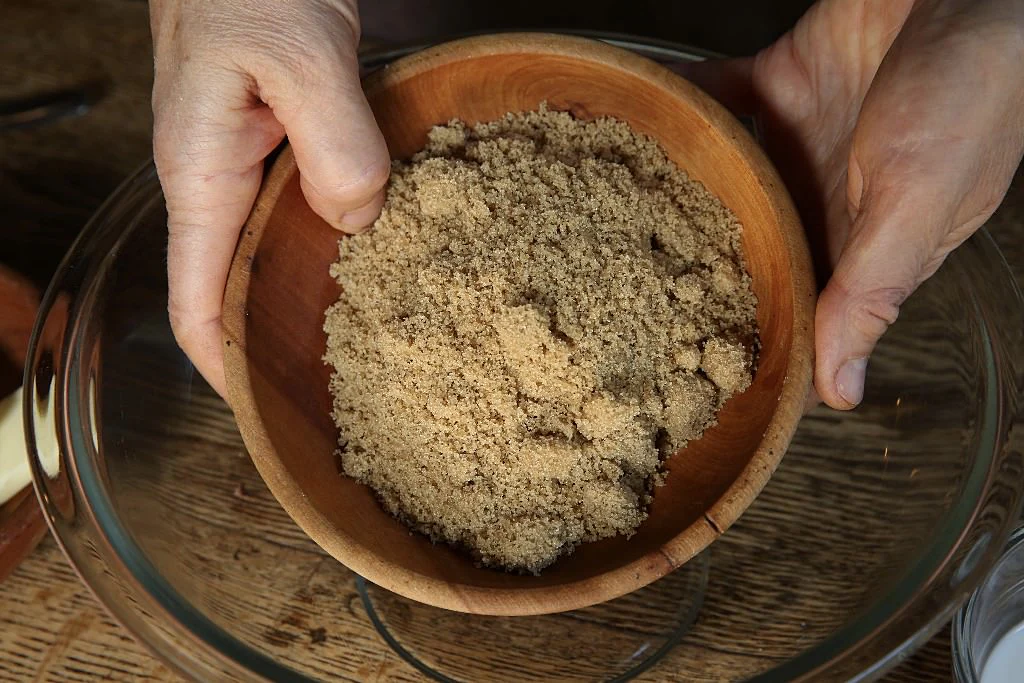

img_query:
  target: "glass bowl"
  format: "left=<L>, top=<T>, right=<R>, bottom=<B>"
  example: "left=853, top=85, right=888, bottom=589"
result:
left=25, top=37, right=1024, bottom=682
left=952, top=525, right=1024, bottom=682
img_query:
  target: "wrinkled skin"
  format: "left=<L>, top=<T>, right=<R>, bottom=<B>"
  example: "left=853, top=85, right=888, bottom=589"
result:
left=682, top=0, right=1024, bottom=409
left=151, top=0, right=390, bottom=397
left=151, top=0, right=1024, bottom=408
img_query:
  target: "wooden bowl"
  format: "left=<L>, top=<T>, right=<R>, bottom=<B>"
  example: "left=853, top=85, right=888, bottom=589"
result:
left=223, top=33, right=814, bottom=616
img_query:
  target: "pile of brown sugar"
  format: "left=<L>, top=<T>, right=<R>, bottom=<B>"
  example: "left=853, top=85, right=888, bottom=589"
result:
left=323, top=106, right=758, bottom=573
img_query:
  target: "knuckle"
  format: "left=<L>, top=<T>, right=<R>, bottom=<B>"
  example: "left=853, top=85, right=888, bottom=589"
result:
left=309, top=158, right=391, bottom=206
left=167, top=297, right=219, bottom=352
left=166, top=212, right=205, bottom=241
left=151, top=74, right=206, bottom=167
left=244, top=16, right=359, bottom=104
left=167, top=302, right=197, bottom=347
left=152, top=101, right=198, bottom=167
left=152, top=118, right=176, bottom=164
left=971, top=184, right=1011, bottom=224
left=847, top=291, right=903, bottom=340
left=151, top=119, right=200, bottom=184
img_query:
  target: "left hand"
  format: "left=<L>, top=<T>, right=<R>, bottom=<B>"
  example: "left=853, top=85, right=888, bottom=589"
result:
left=680, top=0, right=1024, bottom=410
left=150, top=0, right=389, bottom=398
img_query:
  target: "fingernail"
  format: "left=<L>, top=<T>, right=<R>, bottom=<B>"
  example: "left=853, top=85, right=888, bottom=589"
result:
left=835, top=357, right=868, bottom=407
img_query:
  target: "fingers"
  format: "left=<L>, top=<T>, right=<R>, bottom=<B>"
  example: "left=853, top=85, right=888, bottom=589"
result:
left=165, top=166, right=264, bottom=400
left=154, top=63, right=285, bottom=398
left=813, top=199, right=927, bottom=410
left=257, top=23, right=391, bottom=233
left=152, top=0, right=385, bottom=397
left=813, top=0, right=1024, bottom=410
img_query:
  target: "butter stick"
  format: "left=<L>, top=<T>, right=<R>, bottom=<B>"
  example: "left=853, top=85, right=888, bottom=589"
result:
left=0, top=385, right=60, bottom=505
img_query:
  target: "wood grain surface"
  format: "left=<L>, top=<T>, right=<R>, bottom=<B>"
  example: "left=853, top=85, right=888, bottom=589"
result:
left=1, top=0, right=1021, bottom=681
left=224, top=33, right=814, bottom=617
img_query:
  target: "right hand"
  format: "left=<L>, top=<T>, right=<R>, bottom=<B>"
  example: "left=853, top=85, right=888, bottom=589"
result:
left=150, top=0, right=390, bottom=398
left=680, top=0, right=1024, bottom=411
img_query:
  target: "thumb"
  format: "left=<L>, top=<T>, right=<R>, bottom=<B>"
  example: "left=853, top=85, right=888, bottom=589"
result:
left=814, top=0, right=1024, bottom=410
left=813, top=197, right=928, bottom=410
left=260, top=38, right=391, bottom=233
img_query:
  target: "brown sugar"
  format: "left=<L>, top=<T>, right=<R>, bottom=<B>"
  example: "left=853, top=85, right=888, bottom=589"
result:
left=323, top=106, right=758, bottom=573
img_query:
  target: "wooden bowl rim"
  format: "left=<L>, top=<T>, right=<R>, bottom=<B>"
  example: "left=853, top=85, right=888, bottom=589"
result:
left=224, top=32, right=815, bottom=615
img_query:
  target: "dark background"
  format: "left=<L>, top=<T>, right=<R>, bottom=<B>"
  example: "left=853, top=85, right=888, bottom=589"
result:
left=360, top=0, right=813, bottom=56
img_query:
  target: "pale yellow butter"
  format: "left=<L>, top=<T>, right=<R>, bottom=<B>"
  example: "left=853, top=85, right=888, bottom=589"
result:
left=0, top=385, right=60, bottom=505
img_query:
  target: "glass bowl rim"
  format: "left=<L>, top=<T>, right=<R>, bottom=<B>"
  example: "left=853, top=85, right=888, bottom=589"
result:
left=25, top=32, right=1024, bottom=683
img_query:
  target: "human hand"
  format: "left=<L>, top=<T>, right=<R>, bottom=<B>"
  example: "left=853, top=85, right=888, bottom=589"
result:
left=680, top=0, right=1024, bottom=410
left=150, top=0, right=390, bottom=398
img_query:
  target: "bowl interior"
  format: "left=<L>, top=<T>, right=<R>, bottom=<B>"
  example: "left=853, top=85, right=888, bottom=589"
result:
left=224, top=34, right=812, bottom=614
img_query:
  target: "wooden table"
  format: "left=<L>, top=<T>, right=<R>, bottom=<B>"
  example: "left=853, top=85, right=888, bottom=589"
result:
left=1, top=1, right=1020, bottom=681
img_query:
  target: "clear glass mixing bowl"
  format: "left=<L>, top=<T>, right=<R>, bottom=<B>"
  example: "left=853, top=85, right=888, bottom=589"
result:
left=25, top=37, right=1024, bottom=682
left=952, top=525, right=1024, bottom=682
